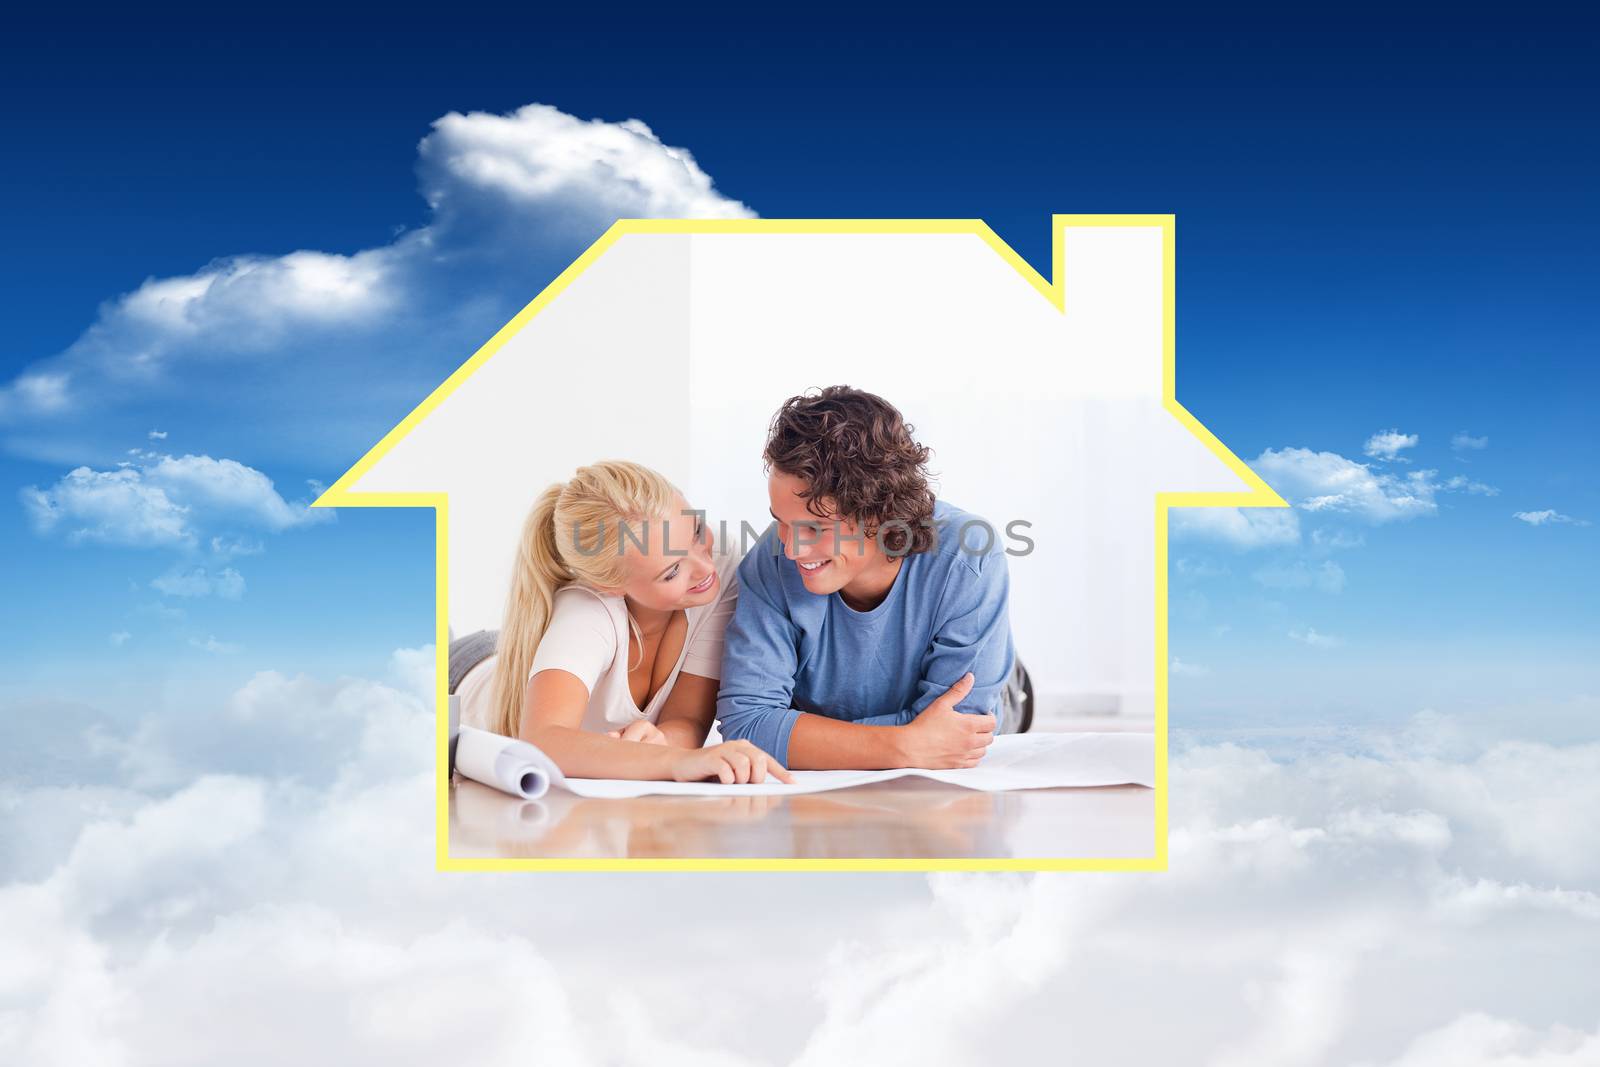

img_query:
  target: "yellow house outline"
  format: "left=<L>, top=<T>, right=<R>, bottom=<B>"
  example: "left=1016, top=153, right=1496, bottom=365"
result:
left=314, top=214, right=1287, bottom=873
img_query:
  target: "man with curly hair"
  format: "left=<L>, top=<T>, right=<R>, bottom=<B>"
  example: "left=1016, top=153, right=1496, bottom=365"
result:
left=715, top=385, right=1029, bottom=771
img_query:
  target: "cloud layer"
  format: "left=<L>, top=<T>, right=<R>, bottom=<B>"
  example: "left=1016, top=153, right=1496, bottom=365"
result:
left=2, top=649, right=1596, bottom=1065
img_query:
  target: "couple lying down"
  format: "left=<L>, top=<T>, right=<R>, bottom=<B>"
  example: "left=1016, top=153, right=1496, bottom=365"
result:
left=453, top=385, right=1030, bottom=786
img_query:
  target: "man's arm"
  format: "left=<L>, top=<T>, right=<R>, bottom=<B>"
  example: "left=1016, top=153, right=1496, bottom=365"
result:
left=781, top=711, right=908, bottom=769
left=752, top=549, right=1015, bottom=771
left=715, top=548, right=915, bottom=770
left=785, top=675, right=991, bottom=770
left=718, top=544, right=1014, bottom=770
left=856, top=547, right=1016, bottom=728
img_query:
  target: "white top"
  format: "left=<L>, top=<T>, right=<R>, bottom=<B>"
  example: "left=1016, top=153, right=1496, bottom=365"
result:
left=457, top=546, right=741, bottom=737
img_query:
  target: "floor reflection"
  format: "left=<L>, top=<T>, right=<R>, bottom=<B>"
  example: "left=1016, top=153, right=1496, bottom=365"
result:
left=449, top=773, right=1153, bottom=860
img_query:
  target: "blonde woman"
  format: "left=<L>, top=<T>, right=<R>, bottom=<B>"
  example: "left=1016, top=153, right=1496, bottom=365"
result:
left=453, top=460, right=793, bottom=785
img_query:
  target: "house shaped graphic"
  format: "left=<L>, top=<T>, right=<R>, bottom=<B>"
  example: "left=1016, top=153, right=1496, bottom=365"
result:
left=315, top=215, right=1286, bottom=872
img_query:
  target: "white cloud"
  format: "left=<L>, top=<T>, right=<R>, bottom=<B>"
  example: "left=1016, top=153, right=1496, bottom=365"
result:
left=1355, top=1013, right=1600, bottom=1067
left=121, top=249, right=390, bottom=331
left=1364, top=429, right=1419, bottom=461
left=793, top=724, right=1600, bottom=1066
left=1428, top=875, right=1600, bottom=925
left=1254, top=447, right=1439, bottom=522
left=209, top=534, right=264, bottom=559
left=0, top=648, right=782, bottom=1066
left=1253, top=560, right=1346, bottom=593
left=187, top=635, right=240, bottom=655
left=150, top=565, right=246, bottom=600
left=1451, top=432, right=1489, bottom=451
left=1514, top=509, right=1589, bottom=527
left=147, top=429, right=168, bottom=440
left=1171, top=506, right=1301, bottom=549
left=4, top=249, right=393, bottom=420
left=1289, top=626, right=1343, bottom=647
left=21, top=452, right=329, bottom=548
left=1444, top=475, right=1499, bottom=496
left=54, top=774, right=268, bottom=920
left=6, top=372, right=70, bottom=413
left=124, top=913, right=600, bottom=1067
left=108, top=631, right=131, bottom=647
left=86, top=650, right=435, bottom=794
left=20, top=465, right=191, bottom=547
left=1184, top=445, right=1493, bottom=553
left=1310, top=528, right=1365, bottom=551
left=1171, top=657, right=1211, bottom=677
left=418, top=103, right=753, bottom=227
left=142, top=454, right=327, bottom=531
left=0, top=102, right=755, bottom=465
left=793, top=874, right=1097, bottom=1066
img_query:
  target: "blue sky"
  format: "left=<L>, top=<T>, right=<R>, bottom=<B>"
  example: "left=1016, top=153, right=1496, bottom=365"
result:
left=3, top=10, right=1596, bottom=734
left=5, top=15, right=1600, bottom=1064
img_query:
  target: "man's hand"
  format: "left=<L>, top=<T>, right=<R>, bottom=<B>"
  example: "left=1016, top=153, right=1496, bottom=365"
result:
left=893, top=673, right=996, bottom=769
left=606, top=720, right=667, bottom=745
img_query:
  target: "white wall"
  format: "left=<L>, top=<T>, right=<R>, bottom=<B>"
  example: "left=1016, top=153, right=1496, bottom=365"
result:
left=353, top=235, right=694, bottom=636
left=685, top=229, right=1238, bottom=716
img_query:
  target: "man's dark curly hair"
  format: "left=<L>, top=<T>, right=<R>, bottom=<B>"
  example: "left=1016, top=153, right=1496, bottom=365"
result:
left=762, top=385, right=938, bottom=556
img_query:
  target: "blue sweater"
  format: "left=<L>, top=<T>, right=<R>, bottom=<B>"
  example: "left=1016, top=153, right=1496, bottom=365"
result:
left=715, top=499, right=1016, bottom=765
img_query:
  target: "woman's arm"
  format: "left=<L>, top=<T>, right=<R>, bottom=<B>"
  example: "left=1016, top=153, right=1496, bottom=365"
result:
left=652, top=671, right=718, bottom=748
left=519, top=667, right=683, bottom=779
left=520, top=667, right=790, bottom=783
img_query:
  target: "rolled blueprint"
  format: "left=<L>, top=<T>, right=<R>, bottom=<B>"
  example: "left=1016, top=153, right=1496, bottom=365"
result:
left=453, top=724, right=560, bottom=800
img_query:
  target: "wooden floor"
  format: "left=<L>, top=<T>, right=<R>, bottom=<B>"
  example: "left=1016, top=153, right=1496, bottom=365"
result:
left=449, top=717, right=1158, bottom=862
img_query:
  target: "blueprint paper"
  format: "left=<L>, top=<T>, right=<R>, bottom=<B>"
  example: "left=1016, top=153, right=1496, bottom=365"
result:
left=554, top=732, right=1155, bottom=799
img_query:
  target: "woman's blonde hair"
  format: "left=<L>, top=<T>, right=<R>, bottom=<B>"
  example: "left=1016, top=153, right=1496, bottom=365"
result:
left=490, top=459, right=681, bottom=738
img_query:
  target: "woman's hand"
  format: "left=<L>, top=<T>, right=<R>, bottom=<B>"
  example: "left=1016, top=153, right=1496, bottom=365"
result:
left=606, top=720, right=668, bottom=745
left=670, top=740, right=796, bottom=785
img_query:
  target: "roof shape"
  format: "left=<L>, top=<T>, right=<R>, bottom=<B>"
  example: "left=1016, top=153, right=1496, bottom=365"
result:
left=315, top=215, right=1287, bottom=874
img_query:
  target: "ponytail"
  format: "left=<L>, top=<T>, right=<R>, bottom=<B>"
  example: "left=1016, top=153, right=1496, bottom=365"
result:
left=490, top=483, right=571, bottom=738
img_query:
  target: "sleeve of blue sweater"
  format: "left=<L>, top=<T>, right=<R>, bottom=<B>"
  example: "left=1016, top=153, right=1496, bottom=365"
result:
left=855, top=547, right=1015, bottom=727
left=714, top=548, right=806, bottom=765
